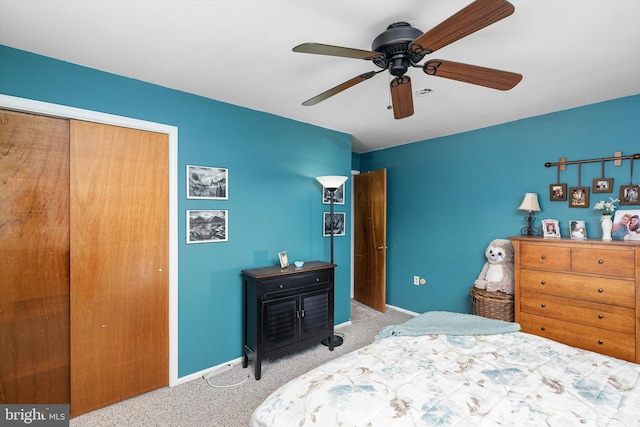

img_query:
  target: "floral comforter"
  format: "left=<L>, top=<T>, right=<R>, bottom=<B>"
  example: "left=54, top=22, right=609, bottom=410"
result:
left=250, top=332, right=640, bottom=426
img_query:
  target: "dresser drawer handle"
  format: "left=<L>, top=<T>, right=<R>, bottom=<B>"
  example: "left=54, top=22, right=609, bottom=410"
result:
left=541, top=303, right=546, bottom=308
left=598, top=288, right=604, bottom=293
left=278, top=284, right=284, bottom=289
left=598, top=314, right=604, bottom=319
left=598, top=340, right=604, bottom=345
left=541, top=255, right=546, bottom=259
left=541, top=326, right=546, bottom=331
left=540, top=280, right=546, bottom=285
left=315, top=278, right=320, bottom=282
left=598, top=259, right=604, bottom=264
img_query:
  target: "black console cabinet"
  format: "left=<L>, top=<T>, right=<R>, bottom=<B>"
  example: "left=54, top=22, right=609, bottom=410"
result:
left=242, top=261, right=336, bottom=380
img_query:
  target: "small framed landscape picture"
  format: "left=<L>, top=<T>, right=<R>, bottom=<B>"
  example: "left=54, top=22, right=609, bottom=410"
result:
left=592, top=178, right=613, bottom=194
left=187, top=165, right=228, bottom=200
left=569, top=220, right=587, bottom=239
left=549, top=184, right=567, bottom=201
left=542, top=219, right=560, bottom=238
left=186, top=210, right=228, bottom=243
left=620, top=185, right=640, bottom=205
left=568, top=187, right=589, bottom=208
left=322, top=184, right=345, bottom=205
left=323, top=212, right=346, bottom=236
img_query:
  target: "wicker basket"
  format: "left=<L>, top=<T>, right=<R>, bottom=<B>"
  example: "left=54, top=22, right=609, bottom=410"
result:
left=470, top=286, right=514, bottom=322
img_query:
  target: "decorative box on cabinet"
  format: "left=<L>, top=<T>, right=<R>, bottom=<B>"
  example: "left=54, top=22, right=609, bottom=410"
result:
left=242, top=261, right=336, bottom=380
left=510, top=237, right=639, bottom=363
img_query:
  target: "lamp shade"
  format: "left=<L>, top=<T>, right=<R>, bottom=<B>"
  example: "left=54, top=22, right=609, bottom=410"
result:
left=316, top=175, right=348, bottom=190
left=518, top=193, right=541, bottom=212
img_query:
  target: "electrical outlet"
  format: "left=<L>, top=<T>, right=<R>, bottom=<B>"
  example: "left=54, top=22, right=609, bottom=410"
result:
left=413, top=275, right=420, bottom=285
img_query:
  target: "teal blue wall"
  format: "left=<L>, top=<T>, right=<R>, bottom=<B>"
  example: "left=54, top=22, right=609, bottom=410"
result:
left=360, top=95, right=640, bottom=314
left=0, top=45, right=352, bottom=378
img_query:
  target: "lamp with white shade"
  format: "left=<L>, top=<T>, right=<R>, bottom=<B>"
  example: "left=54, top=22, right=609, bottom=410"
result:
left=518, top=192, right=542, bottom=236
left=316, top=175, right=348, bottom=347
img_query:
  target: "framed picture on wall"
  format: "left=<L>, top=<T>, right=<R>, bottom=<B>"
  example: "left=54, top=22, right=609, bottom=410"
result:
left=569, top=220, right=587, bottom=239
left=568, top=187, right=589, bottom=208
left=186, top=210, right=228, bottom=243
left=187, top=165, right=228, bottom=200
left=593, top=178, right=613, bottom=193
left=549, top=184, right=567, bottom=201
left=322, top=184, right=345, bottom=205
left=620, top=185, right=640, bottom=205
left=542, top=219, right=560, bottom=237
left=323, top=212, right=346, bottom=236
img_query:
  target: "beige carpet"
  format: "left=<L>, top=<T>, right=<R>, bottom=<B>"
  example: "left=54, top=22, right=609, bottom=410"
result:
left=70, top=301, right=412, bottom=427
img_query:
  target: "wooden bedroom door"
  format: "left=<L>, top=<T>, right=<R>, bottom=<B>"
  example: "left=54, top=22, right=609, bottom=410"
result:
left=0, top=110, right=71, bottom=404
left=353, top=168, right=387, bottom=312
left=69, top=120, right=169, bottom=416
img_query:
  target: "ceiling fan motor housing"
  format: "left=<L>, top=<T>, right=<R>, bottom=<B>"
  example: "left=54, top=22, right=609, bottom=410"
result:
left=371, top=22, right=424, bottom=76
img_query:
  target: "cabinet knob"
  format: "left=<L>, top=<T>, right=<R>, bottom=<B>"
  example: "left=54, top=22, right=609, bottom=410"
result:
left=541, top=303, right=546, bottom=308
left=598, top=288, right=604, bottom=293
left=598, top=340, right=604, bottom=345
left=598, top=314, right=604, bottom=319
left=598, top=259, right=604, bottom=264
left=541, top=326, right=546, bottom=331
left=541, top=255, right=546, bottom=259
left=315, top=278, right=319, bottom=282
left=278, top=284, right=284, bottom=289
left=540, top=280, right=546, bottom=285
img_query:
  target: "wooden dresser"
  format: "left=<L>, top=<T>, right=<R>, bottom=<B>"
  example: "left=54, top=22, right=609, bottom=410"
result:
left=510, top=237, right=639, bottom=363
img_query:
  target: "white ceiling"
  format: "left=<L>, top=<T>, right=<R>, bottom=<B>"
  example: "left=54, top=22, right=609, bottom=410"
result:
left=1, top=1, right=639, bottom=153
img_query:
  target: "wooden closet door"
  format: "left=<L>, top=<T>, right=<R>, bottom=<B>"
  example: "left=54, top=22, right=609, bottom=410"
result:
left=0, top=110, right=71, bottom=404
left=70, top=120, right=168, bottom=416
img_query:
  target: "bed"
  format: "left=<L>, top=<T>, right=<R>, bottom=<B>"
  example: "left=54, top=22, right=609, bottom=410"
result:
left=250, top=311, right=640, bottom=426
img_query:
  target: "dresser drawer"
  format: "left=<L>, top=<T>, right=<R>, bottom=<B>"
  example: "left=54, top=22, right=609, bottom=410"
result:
left=519, top=244, right=570, bottom=271
left=520, top=312, right=635, bottom=362
left=520, top=291, right=635, bottom=334
left=520, top=269, right=635, bottom=308
left=571, top=247, right=635, bottom=278
left=262, top=270, right=331, bottom=296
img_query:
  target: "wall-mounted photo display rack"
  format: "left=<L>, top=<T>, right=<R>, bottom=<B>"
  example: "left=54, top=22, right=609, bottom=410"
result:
left=545, top=152, right=640, bottom=206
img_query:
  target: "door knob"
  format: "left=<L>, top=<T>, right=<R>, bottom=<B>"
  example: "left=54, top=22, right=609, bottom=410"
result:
left=376, top=246, right=387, bottom=251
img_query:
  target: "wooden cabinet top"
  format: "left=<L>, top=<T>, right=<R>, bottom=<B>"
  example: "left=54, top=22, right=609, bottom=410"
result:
left=242, top=261, right=336, bottom=279
left=509, top=236, right=640, bottom=248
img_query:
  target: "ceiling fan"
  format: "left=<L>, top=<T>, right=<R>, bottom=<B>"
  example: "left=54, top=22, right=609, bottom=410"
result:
left=293, top=0, right=522, bottom=119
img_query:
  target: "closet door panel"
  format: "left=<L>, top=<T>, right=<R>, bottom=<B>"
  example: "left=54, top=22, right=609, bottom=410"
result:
left=70, top=120, right=168, bottom=416
left=0, top=110, right=71, bottom=404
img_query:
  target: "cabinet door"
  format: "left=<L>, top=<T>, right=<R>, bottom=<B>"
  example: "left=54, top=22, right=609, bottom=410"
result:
left=263, top=295, right=299, bottom=350
left=300, top=290, right=330, bottom=338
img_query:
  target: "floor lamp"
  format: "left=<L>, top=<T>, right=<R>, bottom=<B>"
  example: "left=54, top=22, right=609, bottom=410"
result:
left=316, top=175, right=348, bottom=347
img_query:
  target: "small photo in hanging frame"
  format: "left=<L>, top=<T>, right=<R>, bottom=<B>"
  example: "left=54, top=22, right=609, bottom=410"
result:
left=549, top=184, right=567, bottom=201
left=569, top=220, right=587, bottom=239
left=568, top=187, right=589, bottom=208
left=592, top=178, right=613, bottom=194
left=323, top=212, right=346, bottom=236
left=542, top=219, right=560, bottom=238
left=620, top=185, right=640, bottom=205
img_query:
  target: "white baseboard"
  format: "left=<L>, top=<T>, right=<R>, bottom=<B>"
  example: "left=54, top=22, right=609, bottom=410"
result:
left=175, top=356, right=244, bottom=386
left=386, top=304, right=419, bottom=317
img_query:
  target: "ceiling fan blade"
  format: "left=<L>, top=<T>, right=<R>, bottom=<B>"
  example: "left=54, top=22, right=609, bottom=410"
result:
left=293, top=43, right=383, bottom=61
left=423, top=59, right=522, bottom=90
left=410, top=0, right=515, bottom=55
left=302, top=71, right=379, bottom=106
left=390, top=76, right=414, bottom=119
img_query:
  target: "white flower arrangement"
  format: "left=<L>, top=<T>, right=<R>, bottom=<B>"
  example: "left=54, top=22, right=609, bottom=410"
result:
left=593, top=197, right=619, bottom=215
